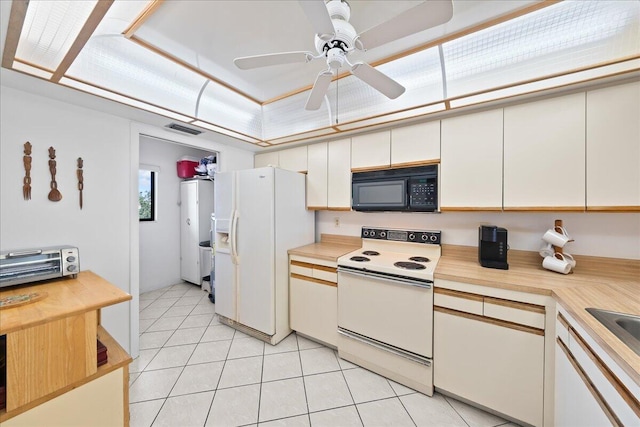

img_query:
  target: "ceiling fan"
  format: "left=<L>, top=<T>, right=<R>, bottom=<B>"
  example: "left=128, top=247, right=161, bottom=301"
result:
left=234, top=0, right=454, bottom=110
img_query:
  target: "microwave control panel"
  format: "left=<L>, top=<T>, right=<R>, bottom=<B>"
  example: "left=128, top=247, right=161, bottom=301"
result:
left=408, top=178, right=437, bottom=209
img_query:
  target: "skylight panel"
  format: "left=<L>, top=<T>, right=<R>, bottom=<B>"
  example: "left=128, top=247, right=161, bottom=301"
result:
left=443, top=1, right=640, bottom=99
left=66, top=35, right=206, bottom=118
left=16, top=0, right=98, bottom=71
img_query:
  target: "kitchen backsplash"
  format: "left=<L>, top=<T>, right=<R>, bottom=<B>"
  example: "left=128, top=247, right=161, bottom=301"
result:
left=317, top=210, right=640, bottom=260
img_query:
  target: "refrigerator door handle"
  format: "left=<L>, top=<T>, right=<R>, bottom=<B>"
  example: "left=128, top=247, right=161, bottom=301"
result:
left=230, top=209, right=239, bottom=264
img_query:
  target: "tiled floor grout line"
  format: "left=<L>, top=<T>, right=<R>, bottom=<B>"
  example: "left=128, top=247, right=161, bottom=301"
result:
left=442, top=394, right=473, bottom=427
left=337, top=360, right=365, bottom=426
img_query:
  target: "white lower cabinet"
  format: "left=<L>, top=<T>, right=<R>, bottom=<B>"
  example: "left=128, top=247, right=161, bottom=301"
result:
left=289, top=256, right=338, bottom=347
left=555, top=308, right=639, bottom=426
left=434, top=309, right=544, bottom=426
left=555, top=339, right=612, bottom=426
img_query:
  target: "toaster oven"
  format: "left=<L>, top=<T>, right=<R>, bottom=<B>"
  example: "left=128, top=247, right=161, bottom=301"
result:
left=0, top=246, right=80, bottom=288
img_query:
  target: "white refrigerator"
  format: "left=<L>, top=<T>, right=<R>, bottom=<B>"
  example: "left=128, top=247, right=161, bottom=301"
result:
left=214, top=167, right=314, bottom=344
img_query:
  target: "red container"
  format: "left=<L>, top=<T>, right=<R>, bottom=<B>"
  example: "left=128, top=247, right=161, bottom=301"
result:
left=177, top=156, right=199, bottom=178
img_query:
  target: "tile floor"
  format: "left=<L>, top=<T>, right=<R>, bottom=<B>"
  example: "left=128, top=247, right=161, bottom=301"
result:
left=131, top=282, right=520, bottom=427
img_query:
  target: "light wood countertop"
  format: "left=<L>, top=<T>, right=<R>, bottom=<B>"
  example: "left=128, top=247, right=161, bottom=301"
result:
left=554, top=283, right=640, bottom=386
left=436, top=245, right=640, bottom=386
left=0, top=270, right=132, bottom=335
left=288, top=234, right=361, bottom=262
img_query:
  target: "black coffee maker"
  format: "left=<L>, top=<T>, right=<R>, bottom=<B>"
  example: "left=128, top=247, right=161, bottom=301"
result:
left=478, top=225, right=509, bottom=270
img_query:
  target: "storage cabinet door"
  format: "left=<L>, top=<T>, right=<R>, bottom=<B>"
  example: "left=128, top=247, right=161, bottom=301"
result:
left=434, top=310, right=544, bottom=426
left=504, top=93, right=586, bottom=210
left=307, top=142, right=328, bottom=209
left=586, top=81, right=640, bottom=210
left=351, top=131, right=391, bottom=170
left=279, top=146, right=308, bottom=173
left=255, top=152, right=279, bottom=168
left=180, top=182, right=200, bottom=284
left=441, top=109, right=503, bottom=210
left=290, top=276, right=337, bottom=347
left=555, top=340, right=613, bottom=427
left=327, top=138, right=352, bottom=209
left=391, top=121, right=440, bottom=167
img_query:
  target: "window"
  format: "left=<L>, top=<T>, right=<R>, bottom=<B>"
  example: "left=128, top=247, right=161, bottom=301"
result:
left=139, top=169, right=156, bottom=221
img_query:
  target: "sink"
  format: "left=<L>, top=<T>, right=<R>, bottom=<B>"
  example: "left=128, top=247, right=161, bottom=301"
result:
left=586, top=308, right=640, bottom=356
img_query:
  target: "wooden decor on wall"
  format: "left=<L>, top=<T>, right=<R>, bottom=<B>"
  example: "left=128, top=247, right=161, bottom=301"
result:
left=47, top=146, right=62, bottom=202
left=22, top=142, right=32, bottom=200
left=77, top=157, right=84, bottom=209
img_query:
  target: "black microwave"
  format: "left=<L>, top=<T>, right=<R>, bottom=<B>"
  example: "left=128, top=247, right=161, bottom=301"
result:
left=352, top=165, right=438, bottom=212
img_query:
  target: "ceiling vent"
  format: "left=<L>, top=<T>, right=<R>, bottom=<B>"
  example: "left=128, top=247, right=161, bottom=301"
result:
left=165, top=123, right=203, bottom=135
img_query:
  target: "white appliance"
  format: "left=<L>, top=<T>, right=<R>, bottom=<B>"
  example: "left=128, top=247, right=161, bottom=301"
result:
left=337, top=227, right=441, bottom=396
left=180, top=179, right=214, bottom=285
left=214, top=167, right=314, bottom=344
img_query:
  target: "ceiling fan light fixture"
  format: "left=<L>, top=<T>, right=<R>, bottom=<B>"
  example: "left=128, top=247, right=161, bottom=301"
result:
left=326, top=0, right=351, bottom=22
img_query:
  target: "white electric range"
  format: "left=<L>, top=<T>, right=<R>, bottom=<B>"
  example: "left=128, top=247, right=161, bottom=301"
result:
left=337, top=227, right=441, bottom=396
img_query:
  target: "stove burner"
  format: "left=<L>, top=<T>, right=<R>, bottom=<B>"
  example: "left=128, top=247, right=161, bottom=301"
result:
left=362, top=251, right=380, bottom=256
left=350, top=256, right=370, bottom=262
left=409, top=256, right=430, bottom=263
left=394, top=261, right=426, bottom=270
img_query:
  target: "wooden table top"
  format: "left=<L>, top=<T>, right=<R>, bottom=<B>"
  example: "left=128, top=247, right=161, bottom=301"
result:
left=0, top=271, right=131, bottom=335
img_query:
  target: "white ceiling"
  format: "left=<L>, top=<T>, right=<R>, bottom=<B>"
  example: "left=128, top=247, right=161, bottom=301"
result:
left=134, top=1, right=539, bottom=102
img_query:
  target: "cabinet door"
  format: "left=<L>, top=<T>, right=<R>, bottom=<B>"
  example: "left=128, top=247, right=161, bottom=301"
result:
left=434, top=310, right=544, bottom=426
left=290, top=276, right=338, bottom=347
left=441, top=109, right=503, bottom=210
left=351, top=131, right=390, bottom=171
left=391, top=121, right=440, bottom=167
left=328, top=138, right=352, bottom=209
left=504, top=93, right=586, bottom=210
left=555, top=340, right=613, bottom=427
left=279, top=146, right=308, bottom=172
left=180, top=182, right=200, bottom=284
left=255, top=152, right=279, bottom=168
left=307, top=142, right=328, bottom=209
left=586, top=82, right=640, bottom=211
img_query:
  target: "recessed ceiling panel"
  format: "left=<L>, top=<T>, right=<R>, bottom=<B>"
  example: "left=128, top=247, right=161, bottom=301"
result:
left=66, top=35, right=207, bottom=118
left=443, top=1, right=640, bottom=98
left=16, top=0, right=98, bottom=71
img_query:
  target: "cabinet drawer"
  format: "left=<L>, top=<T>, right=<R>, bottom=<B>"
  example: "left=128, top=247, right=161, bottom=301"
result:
left=290, top=261, right=313, bottom=277
left=313, top=265, right=337, bottom=283
left=434, top=288, right=483, bottom=315
left=556, top=312, right=570, bottom=345
left=484, top=297, right=545, bottom=329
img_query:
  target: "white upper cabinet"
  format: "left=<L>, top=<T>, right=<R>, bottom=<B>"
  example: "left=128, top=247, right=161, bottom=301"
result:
left=391, top=121, right=440, bottom=167
left=279, top=146, right=308, bottom=173
left=586, top=81, right=640, bottom=211
left=254, top=151, right=279, bottom=168
left=441, top=109, right=503, bottom=210
left=504, top=93, right=586, bottom=210
left=351, top=131, right=391, bottom=171
left=306, top=142, right=328, bottom=209
left=328, top=138, right=352, bottom=210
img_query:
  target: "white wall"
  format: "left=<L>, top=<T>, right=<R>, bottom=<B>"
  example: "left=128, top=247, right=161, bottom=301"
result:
left=138, top=136, right=212, bottom=293
left=0, top=86, right=132, bottom=349
left=317, top=211, right=640, bottom=260
left=1, top=85, right=255, bottom=357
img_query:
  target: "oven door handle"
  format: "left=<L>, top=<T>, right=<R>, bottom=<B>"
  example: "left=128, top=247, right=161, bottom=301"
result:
left=337, top=267, right=432, bottom=289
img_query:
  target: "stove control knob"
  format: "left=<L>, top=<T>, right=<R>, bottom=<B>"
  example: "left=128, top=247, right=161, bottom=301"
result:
left=421, top=234, right=428, bottom=241
left=363, top=230, right=369, bottom=237
left=408, top=233, right=415, bottom=241
left=380, top=231, right=386, bottom=238
left=66, top=256, right=76, bottom=262
left=430, top=234, right=438, bottom=242
left=67, top=265, right=77, bottom=272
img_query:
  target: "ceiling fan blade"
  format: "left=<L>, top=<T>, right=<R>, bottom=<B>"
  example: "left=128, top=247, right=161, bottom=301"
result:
left=298, top=0, right=335, bottom=41
left=351, top=62, right=405, bottom=99
left=234, top=52, right=314, bottom=70
left=356, top=0, right=454, bottom=51
left=305, top=70, right=333, bottom=110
